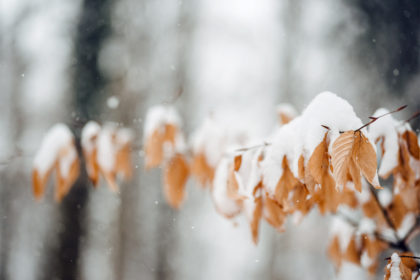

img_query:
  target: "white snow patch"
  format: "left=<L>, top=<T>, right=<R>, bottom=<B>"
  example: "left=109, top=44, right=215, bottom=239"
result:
left=360, top=251, right=374, bottom=268
left=397, top=213, right=415, bottom=239
left=389, top=253, right=402, bottom=280
left=368, top=108, right=400, bottom=177
left=33, top=123, right=75, bottom=176
left=144, top=105, right=181, bottom=140
left=82, top=121, right=101, bottom=153
left=378, top=188, right=392, bottom=208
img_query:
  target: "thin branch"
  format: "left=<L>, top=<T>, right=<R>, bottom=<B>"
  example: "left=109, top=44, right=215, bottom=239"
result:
left=235, top=142, right=271, bottom=152
left=405, top=111, right=420, bottom=123
left=355, top=105, right=407, bottom=132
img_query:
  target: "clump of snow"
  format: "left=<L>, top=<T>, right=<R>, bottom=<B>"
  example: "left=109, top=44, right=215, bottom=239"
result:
left=368, top=108, right=400, bottom=177
left=33, top=123, right=75, bottom=175
left=378, top=188, right=392, bottom=208
left=358, top=218, right=376, bottom=235
left=276, top=103, right=298, bottom=123
left=262, top=92, right=366, bottom=196
left=389, top=253, right=402, bottom=280
left=360, top=251, right=374, bottom=268
left=97, top=124, right=116, bottom=172
left=300, top=91, right=363, bottom=157
left=143, top=105, right=181, bottom=140
left=212, top=158, right=241, bottom=217
left=81, top=121, right=101, bottom=153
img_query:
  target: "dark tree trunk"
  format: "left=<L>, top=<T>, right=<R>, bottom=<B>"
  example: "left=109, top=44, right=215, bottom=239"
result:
left=45, top=0, right=113, bottom=279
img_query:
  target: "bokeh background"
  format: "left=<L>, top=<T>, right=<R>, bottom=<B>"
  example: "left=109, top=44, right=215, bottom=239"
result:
left=0, top=0, right=419, bottom=279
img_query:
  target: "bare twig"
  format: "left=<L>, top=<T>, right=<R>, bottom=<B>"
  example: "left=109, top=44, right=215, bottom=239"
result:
left=235, top=142, right=271, bottom=153
left=355, top=105, right=407, bottom=132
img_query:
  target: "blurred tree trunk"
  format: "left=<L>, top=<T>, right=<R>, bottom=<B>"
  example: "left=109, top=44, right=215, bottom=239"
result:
left=0, top=19, right=25, bottom=280
left=44, top=0, right=113, bottom=279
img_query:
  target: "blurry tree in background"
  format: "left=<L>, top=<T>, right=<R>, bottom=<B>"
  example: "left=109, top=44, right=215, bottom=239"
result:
left=0, top=0, right=419, bottom=280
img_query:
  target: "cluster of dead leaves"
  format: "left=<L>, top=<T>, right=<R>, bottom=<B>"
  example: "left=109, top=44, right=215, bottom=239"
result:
left=143, top=104, right=420, bottom=276
left=328, top=121, right=420, bottom=276
left=32, top=122, right=133, bottom=202
left=144, top=118, right=190, bottom=208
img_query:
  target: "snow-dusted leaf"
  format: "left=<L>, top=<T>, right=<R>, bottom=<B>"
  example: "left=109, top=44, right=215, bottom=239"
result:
left=331, top=130, right=381, bottom=191
left=32, top=124, right=79, bottom=201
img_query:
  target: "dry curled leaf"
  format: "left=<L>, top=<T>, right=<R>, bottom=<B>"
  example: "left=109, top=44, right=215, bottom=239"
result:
left=403, top=130, right=420, bottom=160
left=164, top=154, right=190, bottom=208
left=190, top=153, right=214, bottom=187
left=145, top=124, right=177, bottom=169
left=331, top=130, right=381, bottom=191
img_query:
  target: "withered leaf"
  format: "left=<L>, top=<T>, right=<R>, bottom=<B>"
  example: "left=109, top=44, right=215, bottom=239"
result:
left=164, top=154, right=190, bottom=209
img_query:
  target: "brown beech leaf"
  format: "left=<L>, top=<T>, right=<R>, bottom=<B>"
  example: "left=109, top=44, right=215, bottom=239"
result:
left=331, top=130, right=381, bottom=191
left=387, top=194, right=410, bottom=229
left=84, top=147, right=100, bottom=186
left=263, top=192, right=286, bottom=231
left=274, top=156, right=299, bottom=206
left=308, top=133, right=339, bottom=213
left=395, top=137, right=415, bottom=186
left=54, top=153, right=80, bottom=202
left=250, top=196, right=263, bottom=244
left=343, top=237, right=360, bottom=265
left=164, top=154, right=190, bottom=209
left=145, top=124, right=177, bottom=169
left=352, top=131, right=380, bottom=189
left=288, top=182, right=312, bottom=215
left=360, top=234, right=388, bottom=274
left=331, top=131, right=355, bottom=188
left=115, top=143, right=133, bottom=180
left=402, top=130, right=420, bottom=160
left=328, top=236, right=342, bottom=268
left=190, top=153, right=214, bottom=187
left=32, top=167, right=53, bottom=200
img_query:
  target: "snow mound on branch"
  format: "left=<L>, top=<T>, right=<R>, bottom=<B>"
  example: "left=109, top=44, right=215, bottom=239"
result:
left=262, top=91, right=364, bottom=195
left=33, top=123, right=75, bottom=175
left=368, top=108, right=400, bottom=177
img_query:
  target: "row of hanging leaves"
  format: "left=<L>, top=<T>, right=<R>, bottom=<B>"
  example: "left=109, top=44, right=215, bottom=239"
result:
left=32, top=121, right=133, bottom=201
left=142, top=93, right=420, bottom=279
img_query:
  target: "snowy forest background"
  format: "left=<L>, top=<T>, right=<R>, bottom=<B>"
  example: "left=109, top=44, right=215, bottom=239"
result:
left=0, top=0, right=420, bottom=279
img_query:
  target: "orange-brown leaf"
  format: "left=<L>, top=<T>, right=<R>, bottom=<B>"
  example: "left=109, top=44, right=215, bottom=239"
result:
left=263, top=192, right=286, bottom=231
left=116, top=143, right=133, bottom=180
left=190, top=153, right=214, bottom=187
left=164, top=154, right=190, bottom=209
left=144, top=124, right=177, bottom=169
left=403, top=130, right=420, bottom=160
left=250, top=196, right=263, bottom=244
left=353, top=131, right=380, bottom=189
left=274, top=156, right=299, bottom=205
left=331, top=131, right=355, bottom=188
